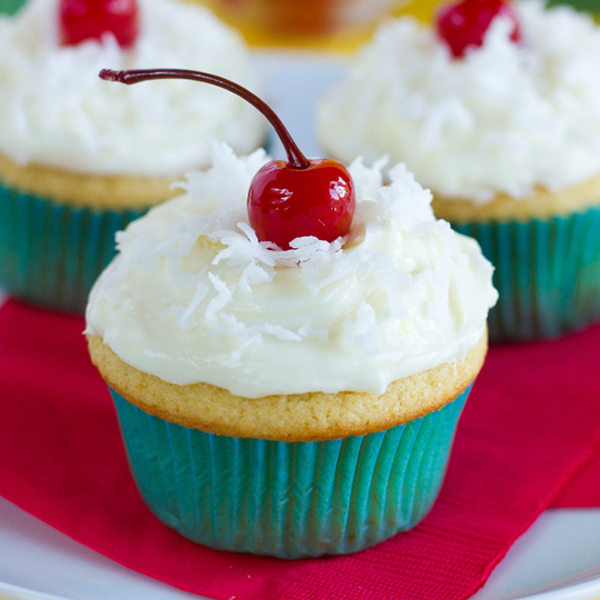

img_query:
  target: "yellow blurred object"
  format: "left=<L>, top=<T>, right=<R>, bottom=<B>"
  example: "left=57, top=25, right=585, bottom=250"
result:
left=189, top=0, right=444, bottom=51
left=395, top=0, right=442, bottom=23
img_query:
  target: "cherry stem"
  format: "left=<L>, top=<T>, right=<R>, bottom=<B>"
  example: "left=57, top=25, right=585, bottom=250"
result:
left=99, top=68, right=311, bottom=170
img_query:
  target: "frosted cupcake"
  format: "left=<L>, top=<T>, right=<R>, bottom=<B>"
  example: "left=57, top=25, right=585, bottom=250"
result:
left=85, top=106, right=497, bottom=556
left=318, top=0, right=600, bottom=341
left=0, top=0, right=265, bottom=312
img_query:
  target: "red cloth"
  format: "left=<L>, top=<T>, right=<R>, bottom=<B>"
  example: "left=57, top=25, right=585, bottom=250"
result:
left=0, top=298, right=599, bottom=600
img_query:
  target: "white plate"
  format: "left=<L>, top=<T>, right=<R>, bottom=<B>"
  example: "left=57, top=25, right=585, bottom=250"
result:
left=2, top=53, right=600, bottom=600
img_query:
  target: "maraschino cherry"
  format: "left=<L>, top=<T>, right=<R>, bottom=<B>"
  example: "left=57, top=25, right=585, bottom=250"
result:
left=60, top=0, right=139, bottom=48
left=437, top=0, right=520, bottom=58
left=99, top=68, right=356, bottom=250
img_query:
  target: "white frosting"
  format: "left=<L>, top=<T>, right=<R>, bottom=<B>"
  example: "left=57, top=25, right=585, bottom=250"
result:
left=85, top=143, right=497, bottom=398
left=0, top=0, right=265, bottom=176
left=317, top=0, right=600, bottom=203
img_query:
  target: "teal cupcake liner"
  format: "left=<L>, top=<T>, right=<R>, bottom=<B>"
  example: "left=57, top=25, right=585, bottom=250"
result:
left=109, top=384, right=473, bottom=559
left=0, top=180, right=145, bottom=313
left=454, top=205, right=600, bottom=342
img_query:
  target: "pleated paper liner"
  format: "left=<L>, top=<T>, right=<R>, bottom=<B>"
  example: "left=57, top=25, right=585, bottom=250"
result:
left=454, top=205, right=600, bottom=342
left=0, top=181, right=145, bottom=314
left=110, top=383, right=473, bottom=559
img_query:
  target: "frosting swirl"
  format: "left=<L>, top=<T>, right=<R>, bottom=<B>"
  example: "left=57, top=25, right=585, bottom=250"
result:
left=86, top=143, right=497, bottom=398
left=0, top=0, right=265, bottom=176
left=317, top=0, right=600, bottom=203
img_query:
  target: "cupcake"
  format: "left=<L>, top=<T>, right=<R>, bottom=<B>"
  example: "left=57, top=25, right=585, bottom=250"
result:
left=317, top=0, right=600, bottom=341
left=85, top=132, right=497, bottom=557
left=0, top=0, right=265, bottom=313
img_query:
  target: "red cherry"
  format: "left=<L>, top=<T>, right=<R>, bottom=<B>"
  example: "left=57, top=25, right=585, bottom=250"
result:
left=59, top=0, right=139, bottom=48
left=248, top=159, right=355, bottom=249
left=99, top=68, right=357, bottom=250
left=437, top=0, right=520, bottom=58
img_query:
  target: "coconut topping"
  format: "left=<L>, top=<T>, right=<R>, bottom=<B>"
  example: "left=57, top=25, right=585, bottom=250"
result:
left=0, top=0, right=264, bottom=176
left=85, top=143, right=497, bottom=398
left=317, top=0, right=600, bottom=203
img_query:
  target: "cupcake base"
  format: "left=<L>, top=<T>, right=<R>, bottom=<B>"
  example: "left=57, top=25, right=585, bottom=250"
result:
left=109, top=384, right=472, bottom=559
left=455, top=206, right=600, bottom=341
left=0, top=182, right=144, bottom=313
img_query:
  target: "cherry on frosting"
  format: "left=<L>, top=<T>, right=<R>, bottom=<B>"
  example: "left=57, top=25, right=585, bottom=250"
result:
left=60, top=0, right=139, bottom=48
left=437, top=0, right=520, bottom=58
left=99, top=68, right=356, bottom=250
left=248, top=159, right=354, bottom=249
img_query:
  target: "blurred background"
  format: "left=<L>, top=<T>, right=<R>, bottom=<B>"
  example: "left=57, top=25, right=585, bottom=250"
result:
left=196, top=0, right=599, bottom=49
left=0, top=0, right=598, bottom=50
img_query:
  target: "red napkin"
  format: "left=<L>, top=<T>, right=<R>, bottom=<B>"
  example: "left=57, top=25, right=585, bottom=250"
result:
left=1, top=298, right=600, bottom=600
left=552, top=451, right=600, bottom=508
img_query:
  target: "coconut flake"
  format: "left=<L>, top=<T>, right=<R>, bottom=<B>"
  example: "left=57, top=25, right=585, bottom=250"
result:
left=205, top=273, right=234, bottom=329
left=298, top=321, right=329, bottom=342
left=343, top=302, right=380, bottom=356
left=171, top=281, right=209, bottom=330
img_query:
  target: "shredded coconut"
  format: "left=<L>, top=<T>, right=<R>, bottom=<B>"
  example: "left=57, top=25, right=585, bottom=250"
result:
left=0, top=0, right=265, bottom=176
left=318, top=0, right=600, bottom=202
left=86, top=143, right=498, bottom=397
